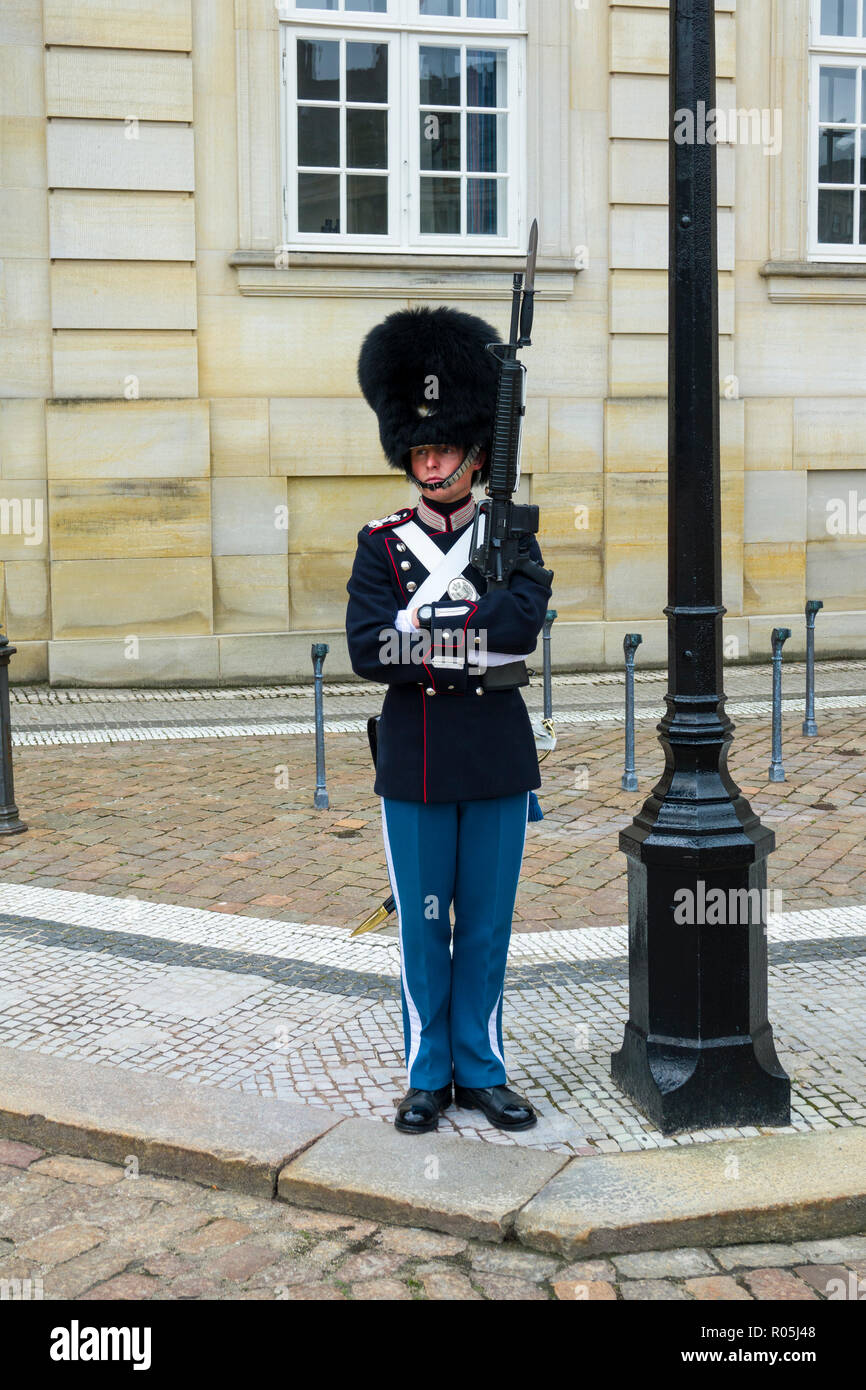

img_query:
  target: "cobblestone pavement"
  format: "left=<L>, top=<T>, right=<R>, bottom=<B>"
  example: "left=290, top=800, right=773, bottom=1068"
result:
left=9, top=658, right=866, bottom=725
left=0, top=882, right=862, bottom=1156
left=0, top=703, right=863, bottom=931
left=1, top=1142, right=865, bottom=1301
left=8, top=663, right=866, bottom=745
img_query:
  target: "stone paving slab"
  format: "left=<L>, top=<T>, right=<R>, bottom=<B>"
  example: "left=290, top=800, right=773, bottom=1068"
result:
left=277, top=1116, right=569, bottom=1243
left=515, top=1125, right=866, bottom=1259
left=0, top=1045, right=341, bottom=1199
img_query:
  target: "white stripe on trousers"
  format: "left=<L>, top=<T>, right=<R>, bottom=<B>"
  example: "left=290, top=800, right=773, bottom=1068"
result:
left=380, top=799, right=423, bottom=1087
left=485, top=791, right=529, bottom=1074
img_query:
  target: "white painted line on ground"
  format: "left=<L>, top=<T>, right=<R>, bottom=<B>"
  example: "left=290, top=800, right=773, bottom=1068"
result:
left=0, top=882, right=862, bottom=973
left=11, top=693, right=866, bottom=747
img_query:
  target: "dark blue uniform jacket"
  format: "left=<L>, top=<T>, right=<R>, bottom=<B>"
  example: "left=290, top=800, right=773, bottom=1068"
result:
left=345, top=499, right=553, bottom=804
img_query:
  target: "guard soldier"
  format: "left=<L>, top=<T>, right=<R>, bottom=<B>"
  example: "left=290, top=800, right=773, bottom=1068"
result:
left=346, top=305, right=552, bottom=1135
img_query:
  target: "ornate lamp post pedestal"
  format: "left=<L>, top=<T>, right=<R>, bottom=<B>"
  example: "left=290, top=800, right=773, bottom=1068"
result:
left=610, top=0, right=790, bottom=1134
left=614, top=764, right=789, bottom=1133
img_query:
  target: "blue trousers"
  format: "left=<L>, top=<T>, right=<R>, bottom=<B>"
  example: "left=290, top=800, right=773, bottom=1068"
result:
left=381, top=792, right=529, bottom=1091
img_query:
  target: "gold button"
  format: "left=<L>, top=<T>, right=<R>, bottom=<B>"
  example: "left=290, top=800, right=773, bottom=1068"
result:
left=476, top=686, right=484, bottom=696
left=406, top=582, right=417, bottom=593
left=396, top=544, right=407, bottom=553
left=425, top=687, right=436, bottom=696
left=442, top=630, right=451, bottom=640
left=401, top=561, right=411, bottom=571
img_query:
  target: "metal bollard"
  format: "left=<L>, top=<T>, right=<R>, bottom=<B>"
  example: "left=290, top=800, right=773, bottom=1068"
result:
left=0, top=632, right=26, bottom=835
left=769, top=627, right=792, bottom=783
left=802, top=600, right=823, bottom=738
left=621, top=633, right=642, bottom=793
left=311, top=643, right=329, bottom=810
left=542, top=609, right=557, bottom=722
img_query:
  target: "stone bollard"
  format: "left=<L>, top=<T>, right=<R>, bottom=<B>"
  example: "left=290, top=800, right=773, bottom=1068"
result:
left=769, top=627, right=792, bottom=783
left=311, top=643, right=329, bottom=811
left=802, top=600, right=823, bottom=738
left=621, top=633, right=642, bottom=793
left=0, top=632, right=26, bottom=836
left=542, top=609, right=557, bottom=722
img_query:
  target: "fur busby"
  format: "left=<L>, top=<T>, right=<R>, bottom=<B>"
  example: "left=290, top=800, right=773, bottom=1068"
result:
left=358, top=305, right=501, bottom=483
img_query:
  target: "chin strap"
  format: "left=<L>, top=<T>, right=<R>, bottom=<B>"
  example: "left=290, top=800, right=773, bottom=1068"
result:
left=409, top=443, right=481, bottom=492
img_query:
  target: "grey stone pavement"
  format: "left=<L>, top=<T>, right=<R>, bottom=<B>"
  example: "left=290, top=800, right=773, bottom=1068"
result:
left=8, top=659, right=866, bottom=741
left=2, top=1141, right=865, bottom=1302
left=0, top=885, right=863, bottom=1159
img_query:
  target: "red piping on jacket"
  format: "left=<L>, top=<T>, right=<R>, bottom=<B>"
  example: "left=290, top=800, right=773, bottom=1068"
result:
left=420, top=685, right=427, bottom=803
left=383, top=538, right=407, bottom=601
left=386, top=535, right=428, bottom=801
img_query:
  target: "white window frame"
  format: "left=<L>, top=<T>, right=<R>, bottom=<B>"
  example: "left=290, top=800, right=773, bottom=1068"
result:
left=278, top=0, right=526, bottom=255
left=809, top=0, right=866, bottom=258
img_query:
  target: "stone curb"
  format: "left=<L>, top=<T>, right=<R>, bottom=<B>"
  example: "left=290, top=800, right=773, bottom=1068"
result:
left=2, top=1047, right=865, bottom=1252
left=0, top=1046, right=340, bottom=1200
left=515, top=1125, right=866, bottom=1258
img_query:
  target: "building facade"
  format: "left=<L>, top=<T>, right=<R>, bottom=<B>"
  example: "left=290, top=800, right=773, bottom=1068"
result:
left=0, top=0, right=864, bottom=685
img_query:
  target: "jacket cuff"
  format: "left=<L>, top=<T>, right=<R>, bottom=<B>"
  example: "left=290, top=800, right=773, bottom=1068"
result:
left=426, top=602, right=475, bottom=695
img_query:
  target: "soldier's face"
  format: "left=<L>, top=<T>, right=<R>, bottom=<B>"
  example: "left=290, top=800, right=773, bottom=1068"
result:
left=409, top=445, right=483, bottom=502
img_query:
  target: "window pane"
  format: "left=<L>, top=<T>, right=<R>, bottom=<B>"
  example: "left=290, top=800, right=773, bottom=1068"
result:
left=820, top=127, right=855, bottom=182
left=298, top=0, right=338, bottom=8
left=820, top=0, right=858, bottom=36
left=820, top=67, right=856, bottom=123
left=347, top=108, right=388, bottom=168
left=298, top=106, right=340, bottom=167
left=420, top=177, right=461, bottom=233
left=818, top=187, right=854, bottom=241
left=420, top=47, right=461, bottom=107
left=348, top=175, right=388, bottom=233
left=298, top=173, right=340, bottom=233
left=420, top=110, right=461, bottom=170
left=346, top=0, right=387, bottom=10
left=347, top=42, right=388, bottom=103
left=467, top=49, right=507, bottom=108
left=468, top=0, right=506, bottom=15
left=297, top=40, right=340, bottom=101
left=467, top=112, right=506, bottom=171
left=420, top=0, right=460, bottom=14
left=467, top=177, right=505, bottom=234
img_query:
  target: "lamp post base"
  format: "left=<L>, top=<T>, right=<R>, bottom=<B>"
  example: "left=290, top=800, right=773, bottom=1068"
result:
left=0, top=805, right=26, bottom=835
left=611, top=1022, right=791, bottom=1135
left=611, top=844, right=791, bottom=1135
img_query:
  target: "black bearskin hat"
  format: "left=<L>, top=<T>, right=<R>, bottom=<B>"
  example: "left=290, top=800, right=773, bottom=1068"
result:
left=358, top=305, right=501, bottom=484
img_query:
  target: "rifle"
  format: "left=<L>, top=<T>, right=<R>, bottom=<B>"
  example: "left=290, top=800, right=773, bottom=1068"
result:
left=470, top=219, right=554, bottom=590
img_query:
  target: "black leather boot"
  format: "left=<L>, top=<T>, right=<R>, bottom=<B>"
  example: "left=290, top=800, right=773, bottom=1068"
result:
left=394, top=1083, right=453, bottom=1134
left=454, top=1083, right=537, bottom=1131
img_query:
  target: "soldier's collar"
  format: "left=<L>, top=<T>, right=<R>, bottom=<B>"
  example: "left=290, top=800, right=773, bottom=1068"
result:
left=416, top=495, right=477, bottom=534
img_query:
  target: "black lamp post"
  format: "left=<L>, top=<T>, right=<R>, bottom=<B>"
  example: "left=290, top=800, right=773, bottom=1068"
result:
left=610, top=0, right=791, bottom=1133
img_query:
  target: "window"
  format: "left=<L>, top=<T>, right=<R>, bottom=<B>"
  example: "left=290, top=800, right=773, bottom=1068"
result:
left=278, top=0, right=525, bottom=252
left=809, top=0, right=866, bottom=257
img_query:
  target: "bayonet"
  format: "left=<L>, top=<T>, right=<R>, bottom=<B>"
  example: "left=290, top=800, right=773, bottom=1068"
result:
left=470, top=219, right=553, bottom=590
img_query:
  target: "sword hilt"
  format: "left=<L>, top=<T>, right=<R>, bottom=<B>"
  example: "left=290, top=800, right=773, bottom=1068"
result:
left=350, top=896, right=396, bottom=938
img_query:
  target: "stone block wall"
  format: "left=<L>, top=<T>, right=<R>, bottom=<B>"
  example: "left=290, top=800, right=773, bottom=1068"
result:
left=0, top=0, right=863, bottom=685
